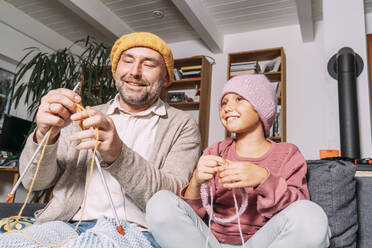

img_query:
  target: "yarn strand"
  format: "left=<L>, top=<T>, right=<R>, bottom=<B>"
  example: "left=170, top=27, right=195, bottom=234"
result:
left=4, top=102, right=124, bottom=247
left=232, top=190, right=245, bottom=248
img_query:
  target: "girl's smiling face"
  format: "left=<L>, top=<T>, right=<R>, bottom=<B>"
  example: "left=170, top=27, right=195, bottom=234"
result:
left=219, top=93, right=263, bottom=135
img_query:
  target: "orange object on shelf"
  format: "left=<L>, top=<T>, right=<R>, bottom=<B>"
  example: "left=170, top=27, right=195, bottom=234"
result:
left=320, top=149, right=340, bottom=159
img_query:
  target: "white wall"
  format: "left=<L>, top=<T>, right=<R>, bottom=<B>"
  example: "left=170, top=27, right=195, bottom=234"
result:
left=0, top=22, right=53, bottom=120
left=171, top=17, right=372, bottom=160
left=0, top=22, right=53, bottom=202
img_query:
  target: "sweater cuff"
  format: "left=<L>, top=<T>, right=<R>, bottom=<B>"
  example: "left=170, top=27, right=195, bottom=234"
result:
left=254, top=170, right=281, bottom=197
left=99, top=141, right=127, bottom=168
left=180, top=185, right=205, bottom=216
left=28, top=130, right=59, bottom=156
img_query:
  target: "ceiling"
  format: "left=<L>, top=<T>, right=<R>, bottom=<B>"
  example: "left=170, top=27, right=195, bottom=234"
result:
left=1, top=0, right=371, bottom=53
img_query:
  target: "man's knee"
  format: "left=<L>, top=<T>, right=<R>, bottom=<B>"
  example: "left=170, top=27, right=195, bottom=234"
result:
left=146, top=190, right=178, bottom=227
left=283, top=200, right=330, bottom=245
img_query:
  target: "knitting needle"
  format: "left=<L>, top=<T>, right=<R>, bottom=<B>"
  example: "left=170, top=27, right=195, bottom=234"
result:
left=6, top=82, right=81, bottom=203
left=6, top=129, right=51, bottom=203
left=74, top=81, right=123, bottom=234
left=94, top=156, right=125, bottom=235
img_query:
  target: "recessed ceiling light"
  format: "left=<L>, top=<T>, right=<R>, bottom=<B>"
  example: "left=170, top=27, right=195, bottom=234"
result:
left=152, top=10, right=164, bottom=18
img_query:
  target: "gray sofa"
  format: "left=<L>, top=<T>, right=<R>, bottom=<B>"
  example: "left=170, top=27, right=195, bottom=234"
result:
left=307, top=159, right=372, bottom=248
left=0, top=159, right=370, bottom=248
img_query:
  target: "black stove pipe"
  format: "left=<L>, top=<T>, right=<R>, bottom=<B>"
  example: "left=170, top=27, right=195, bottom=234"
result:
left=327, top=47, right=363, bottom=159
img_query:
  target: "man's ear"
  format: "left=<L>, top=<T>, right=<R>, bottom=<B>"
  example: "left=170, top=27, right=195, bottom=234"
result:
left=161, top=73, right=170, bottom=88
left=162, top=79, right=169, bottom=88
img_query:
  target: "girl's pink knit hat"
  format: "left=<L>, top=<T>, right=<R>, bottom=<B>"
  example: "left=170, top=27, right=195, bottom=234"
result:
left=219, top=74, right=277, bottom=137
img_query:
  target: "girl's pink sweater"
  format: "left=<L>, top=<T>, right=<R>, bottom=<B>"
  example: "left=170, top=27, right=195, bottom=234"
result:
left=180, top=139, right=310, bottom=244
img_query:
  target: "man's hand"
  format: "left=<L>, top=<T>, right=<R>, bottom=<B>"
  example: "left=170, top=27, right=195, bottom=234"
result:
left=184, top=155, right=225, bottom=198
left=69, top=106, right=123, bottom=164
left=219, top=160, right=269, bottom=189
left=35, top=88, right=81, bottom=144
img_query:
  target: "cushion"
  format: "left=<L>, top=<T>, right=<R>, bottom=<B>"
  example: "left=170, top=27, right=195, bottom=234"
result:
left=355, top=176, right=372, bottom=248
left=0, top=203, right=46, bottom=219
left=306, top=159, right=357, bottom=248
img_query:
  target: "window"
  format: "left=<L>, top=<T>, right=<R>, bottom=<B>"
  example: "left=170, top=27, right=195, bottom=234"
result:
left=0, top=68, right=14, bottom=131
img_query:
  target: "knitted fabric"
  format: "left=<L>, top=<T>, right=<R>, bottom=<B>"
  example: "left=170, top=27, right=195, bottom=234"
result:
left=0, top=217, right=34, bottom=233
left=110, top=32, right=174, bottom=84
left=0, top=216, right=153, bottom=248
left=219, top=74, right=277, bottom=137
left=200, top=183, right=248, bottom=224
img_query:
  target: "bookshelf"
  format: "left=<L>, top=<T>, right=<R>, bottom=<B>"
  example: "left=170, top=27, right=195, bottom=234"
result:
left=162, top=56, right=212, bottom=150
left=0, top=167, right=19, bottom=203
left=227, top=47, right=286, bottom=142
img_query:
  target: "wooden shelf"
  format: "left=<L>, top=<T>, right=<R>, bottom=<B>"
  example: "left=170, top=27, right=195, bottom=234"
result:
left=163, top=56, right=212, bottom=150
left=227, top=47, right=286, bottom=142
left=0, top=167, right=19, bottom=203
left=168, top=102, right=199, bottom=110
left=0, top=167, right=18, bottom=172
left=169, top=78, right=201, bottom=90
left=270, top=136, right=282, bottom=142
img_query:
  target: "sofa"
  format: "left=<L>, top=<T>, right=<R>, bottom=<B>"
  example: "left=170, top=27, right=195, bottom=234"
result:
left=0, top=159, right=371, bottom=248
left=306, top=159, right=372, bottom=248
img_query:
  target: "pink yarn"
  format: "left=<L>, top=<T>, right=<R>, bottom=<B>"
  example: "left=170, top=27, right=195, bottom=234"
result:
left=200, top=182, right=248, bottom=224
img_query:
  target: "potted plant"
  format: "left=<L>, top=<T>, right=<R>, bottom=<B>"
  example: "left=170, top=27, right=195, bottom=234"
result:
left=8, top=36, right=117, bottom=119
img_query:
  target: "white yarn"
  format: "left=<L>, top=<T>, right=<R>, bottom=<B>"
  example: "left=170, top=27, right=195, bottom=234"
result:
left=200, top=183, right=248, bottom=223
left=200, top=182, right=247, bottom=248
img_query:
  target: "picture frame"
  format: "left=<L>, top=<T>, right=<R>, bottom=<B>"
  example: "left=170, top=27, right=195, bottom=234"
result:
left=166, top=92, right=186, bottom=103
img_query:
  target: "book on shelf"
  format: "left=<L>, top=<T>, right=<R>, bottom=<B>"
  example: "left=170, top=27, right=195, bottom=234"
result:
left=230, top=69, right=257, bottom=77
left=180, top=70, right=201, bottom=79
left=173, top=68, right=182, bottom=81
left=271, top=82, right=279, bottom=93
left=230, top=61, right=259, bottom=72
left=173, top=66, right=202, bottom=80
left=271, top=81, right=281, bottom=98
left=181, top=76, right=201, bottom=80
left=180, top=65, right=202, bottom=71
left=261, top=56, right=281, bottom=73
left=276, top=82, right=281, bottom=98
left=271, top=106, right=281, bottom=137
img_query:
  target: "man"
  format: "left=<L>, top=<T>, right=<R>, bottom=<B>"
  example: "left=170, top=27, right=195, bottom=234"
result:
left=3, top=32, right=201, bottom=247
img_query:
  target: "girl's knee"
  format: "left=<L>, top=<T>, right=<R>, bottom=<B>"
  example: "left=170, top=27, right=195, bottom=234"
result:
left=284, top=200, right=330, bottom=245
left=146, top=190, right=178, bottom=227
left=285, top=200, right=328, bottom=225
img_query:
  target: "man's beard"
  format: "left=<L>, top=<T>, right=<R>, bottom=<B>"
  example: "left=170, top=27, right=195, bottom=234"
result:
left=116, top=76, right=164, bottom=107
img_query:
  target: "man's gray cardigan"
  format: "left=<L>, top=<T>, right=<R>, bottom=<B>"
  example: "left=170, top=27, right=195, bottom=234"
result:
left=19, top=101, right=201, bottom=224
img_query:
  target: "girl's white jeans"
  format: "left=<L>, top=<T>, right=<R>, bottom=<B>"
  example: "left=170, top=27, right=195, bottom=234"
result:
left=146, top=190, right=331, bottom=248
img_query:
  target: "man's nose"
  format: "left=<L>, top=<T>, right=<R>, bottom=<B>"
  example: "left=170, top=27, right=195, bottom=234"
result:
left=129, top=62, right=142, bottom=78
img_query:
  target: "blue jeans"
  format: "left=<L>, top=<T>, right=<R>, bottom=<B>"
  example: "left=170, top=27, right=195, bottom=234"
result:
left=146, top=190, right=331, bottom=248
left=67, top=220, right=161, bottom=247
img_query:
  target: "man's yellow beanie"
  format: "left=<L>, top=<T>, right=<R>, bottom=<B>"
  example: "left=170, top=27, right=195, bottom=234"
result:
left=110, top=32, right=174, bottom=84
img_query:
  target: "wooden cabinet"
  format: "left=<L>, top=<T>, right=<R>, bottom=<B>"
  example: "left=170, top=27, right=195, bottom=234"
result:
left=162, top=56, right=212, bottom=150
left=227, top=47, right=286, bottom=142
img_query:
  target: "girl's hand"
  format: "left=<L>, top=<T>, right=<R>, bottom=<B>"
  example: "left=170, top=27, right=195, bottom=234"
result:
left=69, top=106, right=123, bottom=164
left=219, top=159, right=269, bottom=189
left=192, top=155, right=226, bottom=186
left=184, top=155, right=225, bottom=198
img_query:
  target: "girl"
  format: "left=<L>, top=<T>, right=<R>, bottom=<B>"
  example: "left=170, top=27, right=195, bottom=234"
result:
left=146, top=74, right=330, bottom=248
